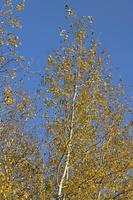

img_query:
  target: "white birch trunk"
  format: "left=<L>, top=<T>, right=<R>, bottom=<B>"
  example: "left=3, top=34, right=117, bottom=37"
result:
left=57, top=82, right=78, bottom=199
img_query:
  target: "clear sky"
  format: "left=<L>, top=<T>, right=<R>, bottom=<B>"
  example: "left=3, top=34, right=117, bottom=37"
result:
left=19, top=0, right=133, bottom=98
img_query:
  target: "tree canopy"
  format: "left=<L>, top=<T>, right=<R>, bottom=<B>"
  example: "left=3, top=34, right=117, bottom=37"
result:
left=0, top=2, right=133, bottom=200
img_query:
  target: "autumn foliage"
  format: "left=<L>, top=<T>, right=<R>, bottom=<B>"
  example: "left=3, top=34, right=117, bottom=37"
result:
left=0, top=1, right=133, bottom=200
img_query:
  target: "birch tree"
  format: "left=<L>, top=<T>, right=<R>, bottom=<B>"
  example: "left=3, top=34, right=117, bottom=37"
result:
left=0, top=1, right=46, bottom=199
left=43, top=6, right=133, bottom=199
left=0, top=119, right=45, bottom=199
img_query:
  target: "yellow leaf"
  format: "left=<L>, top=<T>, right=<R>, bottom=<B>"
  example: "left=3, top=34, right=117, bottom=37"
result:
left=3, top=97, right=14, bottom=105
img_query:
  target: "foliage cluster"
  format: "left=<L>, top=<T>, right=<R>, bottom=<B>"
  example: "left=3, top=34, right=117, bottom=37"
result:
left=0, top=1, right=133, bottom=200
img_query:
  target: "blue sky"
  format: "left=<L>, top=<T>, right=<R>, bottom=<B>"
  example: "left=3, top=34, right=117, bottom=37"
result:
left=19, top=0, right=133, bottom=96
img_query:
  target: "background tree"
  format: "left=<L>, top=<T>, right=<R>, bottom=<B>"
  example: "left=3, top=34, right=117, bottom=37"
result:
left=0, top=0, right=43, bottom=133
left=43, top=6, right=133, bottom=199
left=0, top=1, right=46, bottom=199
left=0, top=119, right=45, bottom=200
left=0, top=0, right=32, bottom=110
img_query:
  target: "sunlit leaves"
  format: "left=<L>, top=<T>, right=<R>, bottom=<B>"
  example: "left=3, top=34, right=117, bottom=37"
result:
left=7, top=17, right=21, bottom=28
left=0, top=121, right=45, bottom=199
left=0, top=39, right=4, bottom=46
left=59, top=28, right=66, bottom=37
left=0, top=1, right=132, bottom=199
left=3, top=87, right=14, bottom=106
left=8, top=33, right=19, bottom=47
left=87, top=16, right=93, bottom=24
left=74, top=31, right=84, bottom=41
left=47, top=55, right=56, bottom=66
left=59, top=28, right=69, bottom=41
left=10, top=70, right=16, bottom=79
left=0, top=55, right=5, bottom=61
left=4, top=0, right=12, bottom=6
left=0, top=1, right=46, bottom=199
left=0, top=28, right=4, bottom=34
left=65, top=5, right=74, bottom=16
left=3, top=96, right=14, bottom=105
left=0, top=0, right=24, bottom=77
left=4, top=87, right=12, bottom=96
left=43, top=6, right=133, bottom=199
left=15, top=1, right=25, bottom=11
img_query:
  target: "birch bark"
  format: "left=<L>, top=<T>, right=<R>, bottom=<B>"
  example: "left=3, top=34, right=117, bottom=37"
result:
left=57, top=76, right=78, bottom=199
